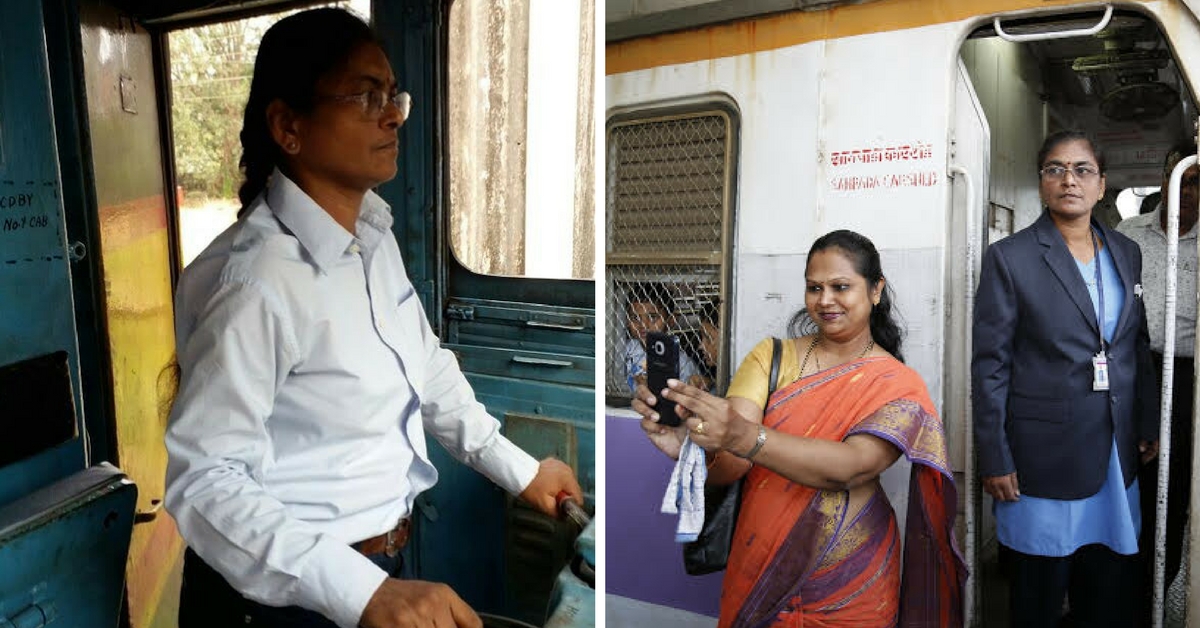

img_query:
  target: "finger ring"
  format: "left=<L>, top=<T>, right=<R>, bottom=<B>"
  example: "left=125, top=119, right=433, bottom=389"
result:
left=693, top=421, right=706, bottom=436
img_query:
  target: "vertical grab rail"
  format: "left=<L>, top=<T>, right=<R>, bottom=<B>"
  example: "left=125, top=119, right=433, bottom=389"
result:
left=1154, top=153, right=1198, bottom=628
left=950, top=164, right=978, bottom=625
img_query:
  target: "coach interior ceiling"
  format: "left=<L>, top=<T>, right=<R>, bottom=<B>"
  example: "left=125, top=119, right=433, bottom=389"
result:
left=958, top=8, right=1198, bottom=240
left=970, top=9, right=1197, bottom=190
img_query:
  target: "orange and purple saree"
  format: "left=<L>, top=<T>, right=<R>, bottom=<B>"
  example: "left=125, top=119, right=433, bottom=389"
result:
left=719, top=356, right=966, bottom=628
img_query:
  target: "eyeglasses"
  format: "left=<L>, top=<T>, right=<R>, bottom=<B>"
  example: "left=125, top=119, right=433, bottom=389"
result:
left=1039, top=164, right=1101, bottom=180
left=320, top=89, right=412, bottom=121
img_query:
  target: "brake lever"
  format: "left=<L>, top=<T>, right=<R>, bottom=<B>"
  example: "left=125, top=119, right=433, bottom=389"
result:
left=556, top=490, right=590, bottom=529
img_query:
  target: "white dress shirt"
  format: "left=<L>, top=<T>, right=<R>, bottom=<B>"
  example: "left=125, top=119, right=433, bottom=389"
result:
left=164, top=170, right=539, bottom=628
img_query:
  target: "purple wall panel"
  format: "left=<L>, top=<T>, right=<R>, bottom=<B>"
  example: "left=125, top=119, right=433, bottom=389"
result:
left=605, top=414, right=723, bottom=617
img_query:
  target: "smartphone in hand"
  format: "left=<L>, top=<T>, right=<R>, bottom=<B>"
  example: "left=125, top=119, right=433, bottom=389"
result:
left=645, top=331, right=681, bottom=427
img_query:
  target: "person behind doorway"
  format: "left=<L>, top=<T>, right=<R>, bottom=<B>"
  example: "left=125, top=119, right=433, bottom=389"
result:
left=973, top=130, right=1160, bottom=628
left=621, top=282, right=699, bottom=394
left=633, top=230, right=966, bottom=627
left=163, top=9, right=582, bottom=628
left=1117, top=140, right=1199, bottom=620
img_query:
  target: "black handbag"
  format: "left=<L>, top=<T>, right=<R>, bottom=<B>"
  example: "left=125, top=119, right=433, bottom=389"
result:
left=683, top=337, right=781, bottom=575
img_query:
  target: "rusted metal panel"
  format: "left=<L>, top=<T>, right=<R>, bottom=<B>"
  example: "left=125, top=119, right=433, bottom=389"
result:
left=448, top=0, right=595, bottom=280
left=78, top=2, right=183, bottom=627
left=448, top=1, right=530, bottom=277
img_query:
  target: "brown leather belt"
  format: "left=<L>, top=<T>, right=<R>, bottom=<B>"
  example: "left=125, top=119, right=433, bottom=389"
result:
left=352, top=518, right=411, bottom=557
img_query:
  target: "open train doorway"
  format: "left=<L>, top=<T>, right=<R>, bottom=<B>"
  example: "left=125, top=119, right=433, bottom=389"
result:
left=952, top=6, right=1198, bottom=626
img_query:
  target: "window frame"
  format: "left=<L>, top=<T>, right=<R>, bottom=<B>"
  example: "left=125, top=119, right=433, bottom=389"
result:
left=604, top=97, right=740, bottom=400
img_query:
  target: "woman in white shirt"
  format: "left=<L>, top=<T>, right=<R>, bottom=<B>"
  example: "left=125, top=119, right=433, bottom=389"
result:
left=164, top=9, right=581, bottom=628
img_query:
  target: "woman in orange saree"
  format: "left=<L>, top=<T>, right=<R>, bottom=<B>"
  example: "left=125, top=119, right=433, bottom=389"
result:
left=636, top=230, right=966, bottom=627
left=720, top=355, right=964, bottom=628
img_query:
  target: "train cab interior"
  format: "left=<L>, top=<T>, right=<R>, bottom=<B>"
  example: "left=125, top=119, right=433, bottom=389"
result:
left=1, top=1, right=596, bottom=627
left=953, top=5, right=1198, bottom=625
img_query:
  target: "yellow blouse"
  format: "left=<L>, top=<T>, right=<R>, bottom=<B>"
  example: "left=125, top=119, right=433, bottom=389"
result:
left=725, top=337, right=804, bottom=407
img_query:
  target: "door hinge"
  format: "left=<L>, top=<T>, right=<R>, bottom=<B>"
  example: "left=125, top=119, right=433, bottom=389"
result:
left=446, top=304, right=475, bottom=321
left=3, top=602, right=54, bottom=628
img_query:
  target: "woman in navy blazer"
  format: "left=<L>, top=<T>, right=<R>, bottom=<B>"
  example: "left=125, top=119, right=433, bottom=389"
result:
left=972, top=130, right=1159, bottom=628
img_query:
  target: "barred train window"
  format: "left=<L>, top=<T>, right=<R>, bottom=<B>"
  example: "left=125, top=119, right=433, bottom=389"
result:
left=606, top=108, right=736, bottom=401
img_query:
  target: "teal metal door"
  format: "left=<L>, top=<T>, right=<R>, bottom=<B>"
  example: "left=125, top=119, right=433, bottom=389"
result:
left=0, top=0, right=88, bottom=506
left=375, top=2, right=595, bottom=624
left=0, top=3, right=137, bottom=626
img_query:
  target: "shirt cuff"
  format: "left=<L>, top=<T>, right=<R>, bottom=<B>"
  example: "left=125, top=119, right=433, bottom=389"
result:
left=296, top=537, right=389, bottom=628
left=476, top=435, right=540, bottom=495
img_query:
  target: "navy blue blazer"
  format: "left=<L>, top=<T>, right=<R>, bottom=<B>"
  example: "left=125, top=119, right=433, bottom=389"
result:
left=972, top=212, right=1159, bottom=500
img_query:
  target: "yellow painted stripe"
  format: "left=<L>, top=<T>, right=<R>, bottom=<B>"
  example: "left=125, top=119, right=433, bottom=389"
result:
left=607, top=0, right=1148, bottom=75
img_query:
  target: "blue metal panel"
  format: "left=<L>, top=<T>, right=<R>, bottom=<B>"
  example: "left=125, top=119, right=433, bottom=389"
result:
left=546, top=561, right=595, bottom=627
left=412, top=440, right=510, bottom=612
left=374, top=0, right=441, bottom=326
left=545, top=520, right=596, bottom=628
left=373, top=2, right=595, bottom=623
left=414, top=371, right=596, bottom=619
left=0, top=0, right=87, bottom=504
left=42, top=0, right=115, bottom=472
left=0, top=463, right=136, bottom=627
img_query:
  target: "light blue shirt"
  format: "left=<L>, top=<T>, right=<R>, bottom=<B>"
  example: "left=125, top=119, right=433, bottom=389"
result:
left=623, top=336, right=701, bottom=394
left=995, top=244, right=1140, bottom=556
left=164, top=171, right=538, bottom=627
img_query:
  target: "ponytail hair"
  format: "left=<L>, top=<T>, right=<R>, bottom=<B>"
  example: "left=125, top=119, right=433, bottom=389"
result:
left=237, top=8, right=379, bottom=215
left=788, top=230, right=905, bottom=362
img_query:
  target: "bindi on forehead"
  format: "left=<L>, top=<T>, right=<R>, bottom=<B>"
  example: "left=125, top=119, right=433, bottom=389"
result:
left=1044, top=141, right=1097, bottom=163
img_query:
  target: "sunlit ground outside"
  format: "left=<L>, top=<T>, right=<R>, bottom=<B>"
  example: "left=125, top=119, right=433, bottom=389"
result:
left=180, top=199, right=239, bottom=266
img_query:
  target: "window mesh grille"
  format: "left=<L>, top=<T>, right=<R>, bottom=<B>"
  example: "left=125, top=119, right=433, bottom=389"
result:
left=608, top=115, right=726, bottom=256
left=605, top=111, right=733, bottom=401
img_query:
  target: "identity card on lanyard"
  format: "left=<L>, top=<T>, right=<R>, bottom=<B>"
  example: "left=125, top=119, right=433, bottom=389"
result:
left=1090, top=230, right=1109, bottom=392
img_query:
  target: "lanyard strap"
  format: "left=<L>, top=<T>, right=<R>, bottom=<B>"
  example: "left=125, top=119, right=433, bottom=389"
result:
left=1092, top=229, right=1106, bottom=353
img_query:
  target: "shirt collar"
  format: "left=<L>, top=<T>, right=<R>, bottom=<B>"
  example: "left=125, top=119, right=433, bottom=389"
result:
left=266, top=169, right=395, bottom=272
left=1151, top=202, right=1199, bottom=239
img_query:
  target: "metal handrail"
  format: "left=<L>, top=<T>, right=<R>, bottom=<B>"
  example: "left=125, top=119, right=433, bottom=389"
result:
left=1154, top=153, right=1198, bottom=628
left=950, top=164, right=978, bottom=624
left=993, top=5, right=1112, bottom=43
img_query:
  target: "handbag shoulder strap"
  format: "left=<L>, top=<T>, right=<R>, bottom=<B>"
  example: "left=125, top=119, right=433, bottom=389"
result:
left=766, top=337, right=781, bottom=407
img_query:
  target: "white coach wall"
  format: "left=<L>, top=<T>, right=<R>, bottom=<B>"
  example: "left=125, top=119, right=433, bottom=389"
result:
left=607, top=20, right=962, bottom=419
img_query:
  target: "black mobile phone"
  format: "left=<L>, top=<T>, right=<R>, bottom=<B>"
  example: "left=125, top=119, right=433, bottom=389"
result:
left=645, top=331, right=681, bottom=427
